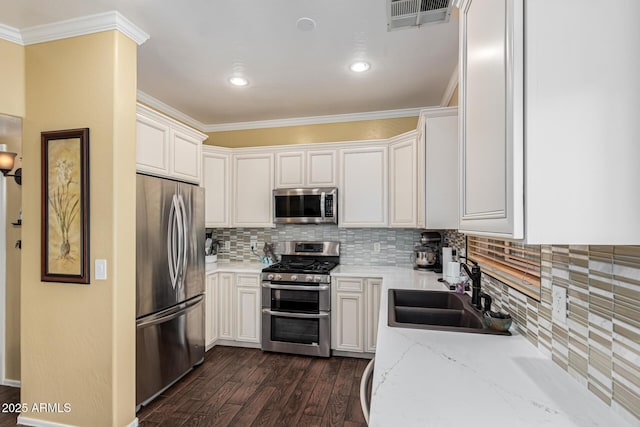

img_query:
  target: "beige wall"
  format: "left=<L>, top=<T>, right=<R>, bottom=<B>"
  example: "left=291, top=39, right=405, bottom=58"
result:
left=206, top=116, right=418, bottom=147
left=21, top=31, right=137, bottom=426
left=0, top=115, right=22, bottom=382
left=0, top=39, right=25, bottom=118
left=448, top=85, right=459, bottom=107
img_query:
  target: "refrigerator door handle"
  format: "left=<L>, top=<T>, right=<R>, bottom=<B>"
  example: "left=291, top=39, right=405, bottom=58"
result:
left=136, top=295, right=204, bottom=328
left=167, top=195, right=177, bottom=290
left=177, top=194, right=189, bottom=287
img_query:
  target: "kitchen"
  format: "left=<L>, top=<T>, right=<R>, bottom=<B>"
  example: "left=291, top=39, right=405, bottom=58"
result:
left=0, top=0, right=639, bottom=426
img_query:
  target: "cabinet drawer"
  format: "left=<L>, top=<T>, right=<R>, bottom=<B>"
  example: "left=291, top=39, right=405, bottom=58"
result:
left=236, top=273, right=260, bottom=288
left=334, top=277, right=364, bottom=292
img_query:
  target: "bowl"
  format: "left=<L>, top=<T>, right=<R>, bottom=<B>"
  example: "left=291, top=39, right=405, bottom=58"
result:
left=483, top=311, right=512, bottom=332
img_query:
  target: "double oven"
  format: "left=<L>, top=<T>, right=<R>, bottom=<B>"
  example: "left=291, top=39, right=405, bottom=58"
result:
left=261, top=241, right=339, bottom=357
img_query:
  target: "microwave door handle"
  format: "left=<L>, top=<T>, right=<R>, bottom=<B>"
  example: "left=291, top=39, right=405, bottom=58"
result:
left=320, top=192, right=326, bottom=219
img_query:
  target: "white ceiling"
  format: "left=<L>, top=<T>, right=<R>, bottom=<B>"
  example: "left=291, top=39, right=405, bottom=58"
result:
left=0, top=0, right=459, bottom=128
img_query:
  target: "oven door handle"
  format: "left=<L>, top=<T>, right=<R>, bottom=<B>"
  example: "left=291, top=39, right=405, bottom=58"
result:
left=262, top=309, right=329, bottom=319
left=262, top=283, right=329, bottom=291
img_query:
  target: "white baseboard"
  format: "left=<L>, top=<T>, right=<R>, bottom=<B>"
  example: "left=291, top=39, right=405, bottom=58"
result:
left=2, top=379, right=20, bottom=388
left=16, top=416, right=73, bottom=427
left=17, top=415, right=138, bottom=427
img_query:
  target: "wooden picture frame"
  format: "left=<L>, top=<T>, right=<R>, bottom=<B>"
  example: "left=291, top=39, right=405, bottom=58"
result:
left=41, top=128, right=90, bottom=284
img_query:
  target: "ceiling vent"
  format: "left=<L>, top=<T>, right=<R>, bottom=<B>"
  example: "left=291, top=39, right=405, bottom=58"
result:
left=387, top=0, right=454, bottom=30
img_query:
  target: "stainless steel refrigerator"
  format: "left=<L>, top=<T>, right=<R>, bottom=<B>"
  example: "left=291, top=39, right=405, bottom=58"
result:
left=136, top=174, right=205, bottom=408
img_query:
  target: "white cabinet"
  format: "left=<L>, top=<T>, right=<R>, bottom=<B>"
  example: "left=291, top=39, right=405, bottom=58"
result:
left=218, top=272, right=235, bottom=340
left=459, top=1, right=640, bottom=244
left=365, top=278, right=382, bottom=353
left=274, top=148, right=337, bottom=188
left=232, top=152, right=274, bottom=227
left=332, top=277, right=382, bottom=354
left=136, top=103, right=207, bottom=184
left=389, top=131, right=418, bottom=228
left=339, top=145, right=388, bottom=227
left=205, top=273, right=219, bottom=350
left=275, top=151, right=305, bottom=188
left=202, top=146, right=231, bottom=227
left=234, top=274, right=261, bottom=344
left=205, top=272, right=260, bottom=348
left=306, top=149, right=337, bottom=187
left=418, top=108, right=459, bottom=230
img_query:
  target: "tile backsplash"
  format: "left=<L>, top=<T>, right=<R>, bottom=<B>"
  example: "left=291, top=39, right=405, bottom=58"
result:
left=447, top=231, right=640, bottom=424
left=209, top=225, right=426, bottom=267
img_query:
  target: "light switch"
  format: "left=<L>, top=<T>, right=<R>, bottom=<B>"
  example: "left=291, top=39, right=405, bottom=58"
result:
left=95, top=259, right=107, bottom=281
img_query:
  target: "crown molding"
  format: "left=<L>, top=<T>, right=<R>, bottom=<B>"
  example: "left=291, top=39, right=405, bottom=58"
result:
left=203, top=107, right=424, bottom=132
left=20, top=11, right=149, bottom=46
left=0, top=23, right=23, bottom=44
left=137, top=90, right=207, bottom=131
left=440, top=63, right=459, bottom=107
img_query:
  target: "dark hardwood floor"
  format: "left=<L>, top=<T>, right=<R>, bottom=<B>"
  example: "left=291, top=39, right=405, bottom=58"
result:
left=0, top=385, right=20, bottom=427
left=0, top=346, right=369, bottom=426
left=138, top=346, right=369, bottom=427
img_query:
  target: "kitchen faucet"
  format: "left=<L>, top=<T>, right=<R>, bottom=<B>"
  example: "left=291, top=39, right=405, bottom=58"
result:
left=459, top=256, right=485, bottom=310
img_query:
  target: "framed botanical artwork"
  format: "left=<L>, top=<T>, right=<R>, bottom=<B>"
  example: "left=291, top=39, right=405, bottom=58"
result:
left=41, top=128, right=90, bottom=284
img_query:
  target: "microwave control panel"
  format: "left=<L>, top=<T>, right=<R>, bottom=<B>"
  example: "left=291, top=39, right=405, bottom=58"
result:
left=325, top=194, right=334, bottom=217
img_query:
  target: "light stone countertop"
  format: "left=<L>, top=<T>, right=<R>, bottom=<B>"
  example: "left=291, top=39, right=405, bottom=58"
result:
left=331, top=265, right=634, bottom=427
left=205, top=261, right=264, bottom=274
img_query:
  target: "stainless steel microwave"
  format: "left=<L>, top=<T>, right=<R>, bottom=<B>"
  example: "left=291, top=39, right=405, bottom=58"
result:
left=273, top=187, right=338, bottom=224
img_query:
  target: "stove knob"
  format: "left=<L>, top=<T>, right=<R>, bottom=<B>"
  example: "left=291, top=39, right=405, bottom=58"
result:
left=267, top=274, right=274, bottom=281
left=274, top=274, right=282, bottom=281
left=291, top=275, right=298, bottom=281
left=314, top=276, right=322, bottom=283
left=305, top=275, right=313, bottom=282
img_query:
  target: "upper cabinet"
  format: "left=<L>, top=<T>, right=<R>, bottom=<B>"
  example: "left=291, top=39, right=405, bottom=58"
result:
left=459, top=0, right=640, bottom=244
left=274, top=148, right=338, bottom=188
left=339, top=144, right=388, bottom=228
left=459, top=0, right=523, bottom=239
left=136, top=104, right=207, bottom=184
left=389, top=131, right=418, bottom=228
left=202, top=146, right=231, bottom=228
left=418, top=108, right=458, bottom=230
left=232, top=151, right=274, bottom=227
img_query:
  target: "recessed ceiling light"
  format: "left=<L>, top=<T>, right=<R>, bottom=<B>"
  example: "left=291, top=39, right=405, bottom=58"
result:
left=349, top=61, right=371, bottom=73
left=296, top=17, right=316, bottom=31
left=229, top=76, right=249, bottom=87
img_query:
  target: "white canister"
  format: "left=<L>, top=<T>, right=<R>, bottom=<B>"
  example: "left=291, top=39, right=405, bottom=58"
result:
left=445, top=261, right=460, bottom=282
left=441, top=247, right=453, bottom=273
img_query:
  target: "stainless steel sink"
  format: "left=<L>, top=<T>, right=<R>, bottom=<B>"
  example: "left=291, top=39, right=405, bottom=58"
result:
left=388, top=289, right=510, bottom=335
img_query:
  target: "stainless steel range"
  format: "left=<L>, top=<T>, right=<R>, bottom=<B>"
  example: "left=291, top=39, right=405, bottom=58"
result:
left=261, top=241, right=339, bottom=357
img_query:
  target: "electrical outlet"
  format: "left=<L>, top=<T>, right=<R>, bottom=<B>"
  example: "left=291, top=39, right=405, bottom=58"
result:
left=552, top=285, right=568, bottom=324
left=373, top=242, right=381, bottom=253
left=223, top=241, right=230, bottom=251
left=250, top=235, right=258, bottom=252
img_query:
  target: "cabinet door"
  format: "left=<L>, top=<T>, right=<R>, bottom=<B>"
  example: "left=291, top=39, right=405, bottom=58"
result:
left=424, top=114, right=459, bottom=229
left=334, top=292, right=364, bottom=352
left=233, top=153, right=274, bottom=227
left=365, top=279, right=382, bottom=353
left=170, top=129, right=202, bottom=184
left=205, top=274, right=219, bottom=349
left=136, top=113, right=170, bottom=177
left=306, top=149, right=337, bottom=187
left=389, top=135, right=417, bottom=227
left=275, top=151, right=305, bottom=188
left=202, top=150, right=230, bottom=227
left=218, top=273, right=234, bottom=340
left=459, top=0, right=524, bottom=238
left=235, top=286, right=261, bottom=343
left=339, top=146, right=388, bottom=227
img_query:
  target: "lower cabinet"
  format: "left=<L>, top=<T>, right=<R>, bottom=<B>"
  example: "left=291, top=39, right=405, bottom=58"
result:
left=205, top=272, right=261, bottom=349
left=332, top=277, right=382, bottom=354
